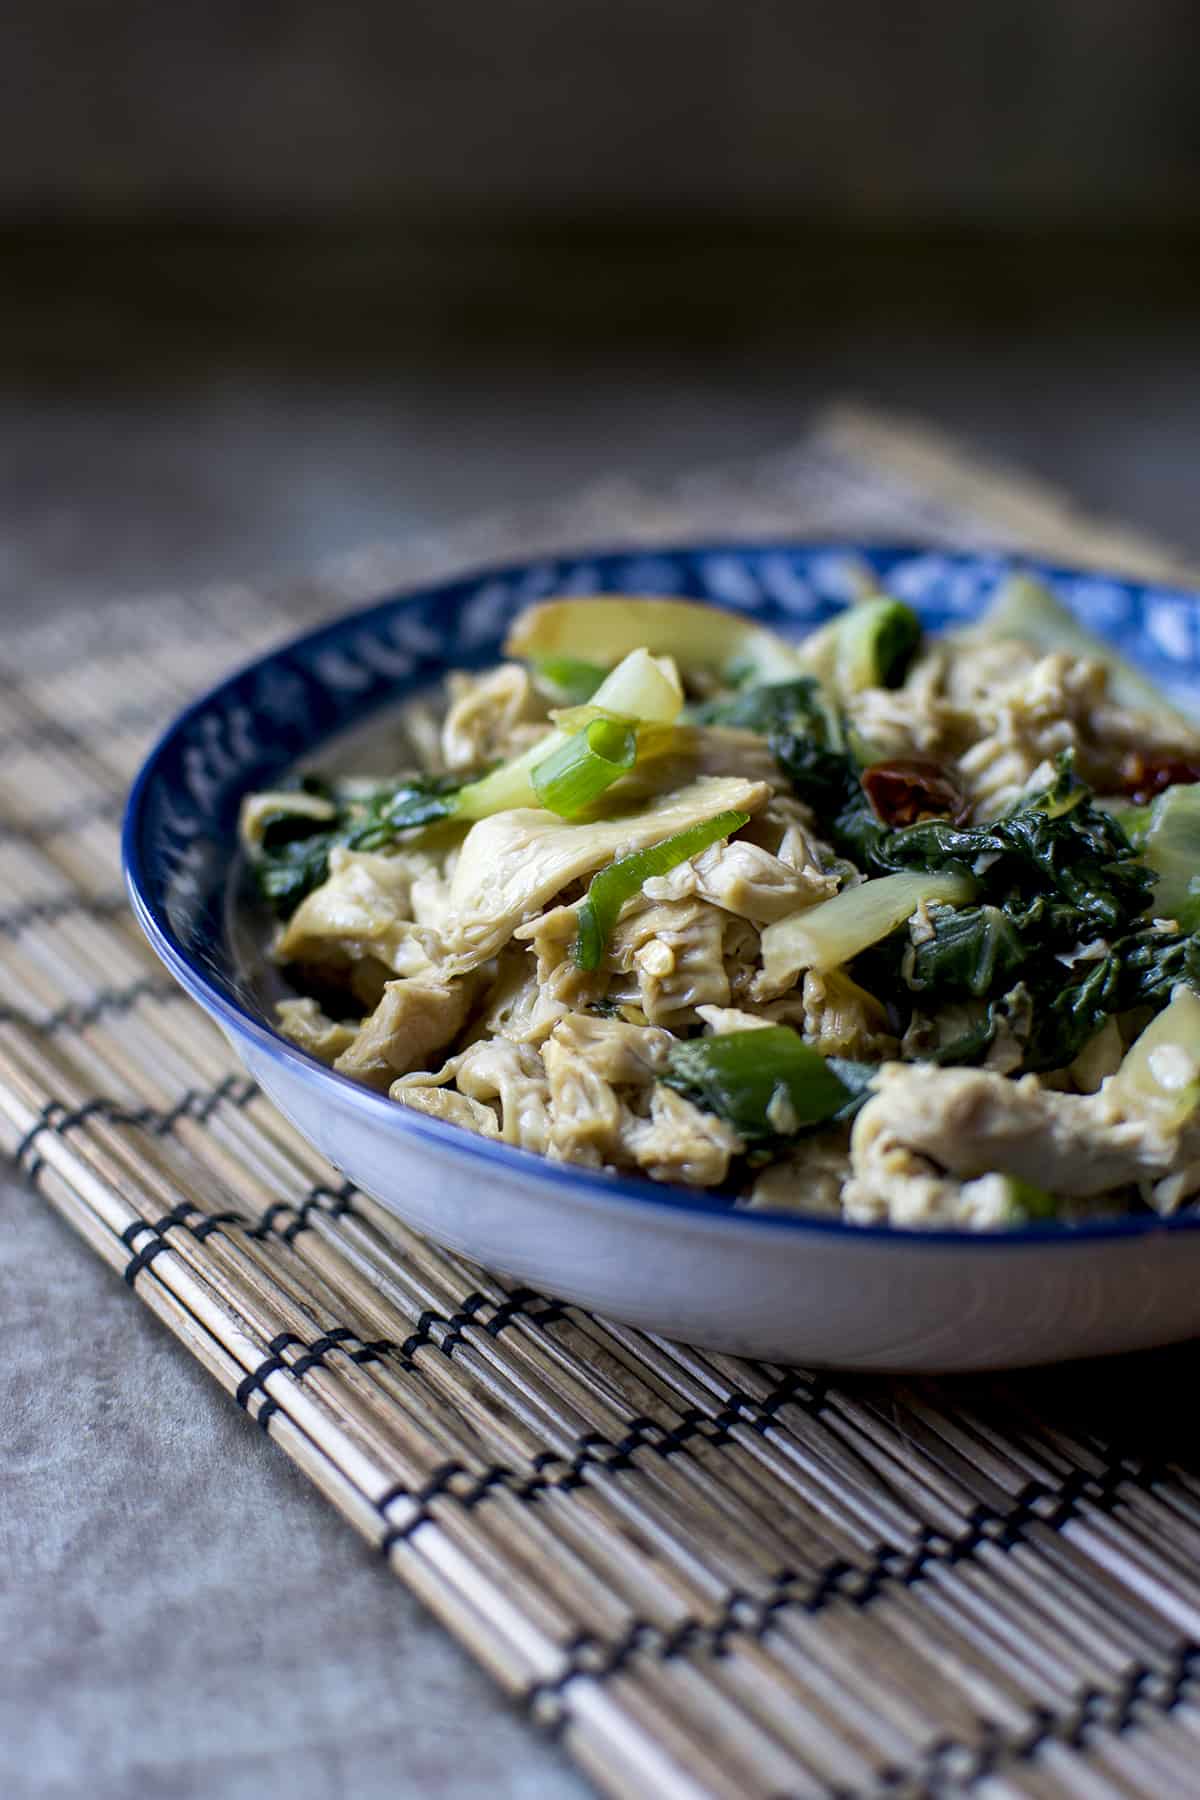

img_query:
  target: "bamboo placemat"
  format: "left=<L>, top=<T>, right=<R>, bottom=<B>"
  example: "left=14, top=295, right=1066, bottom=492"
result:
left=6, top=404, right=1200, bottom=1800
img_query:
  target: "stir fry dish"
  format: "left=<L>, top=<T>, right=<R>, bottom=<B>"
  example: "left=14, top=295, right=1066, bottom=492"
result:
left=240, top=576, right=1200, bottom=1228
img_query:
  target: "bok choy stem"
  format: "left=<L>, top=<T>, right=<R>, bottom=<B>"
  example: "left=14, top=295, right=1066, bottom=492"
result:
left=759, top=868, right=976, bottom=988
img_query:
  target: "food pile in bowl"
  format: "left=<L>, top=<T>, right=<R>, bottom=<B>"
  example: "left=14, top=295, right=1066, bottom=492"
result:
left=239, top=576, right=1200, bottom=1230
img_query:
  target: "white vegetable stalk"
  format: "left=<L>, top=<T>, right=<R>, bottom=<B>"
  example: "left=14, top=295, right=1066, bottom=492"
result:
left=1138, top=784, right=1200, bottom=929
left=505, top=596, right=805, bottom=685
left=759, top=869, right=976, bottom=986
left=456, top=646, right=682, bottom=819
left=1109, top=986, right=1200, bottom=1129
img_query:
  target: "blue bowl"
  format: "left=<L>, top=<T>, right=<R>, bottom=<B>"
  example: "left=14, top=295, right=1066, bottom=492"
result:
left=124, top=543, right=1200, bottom=1369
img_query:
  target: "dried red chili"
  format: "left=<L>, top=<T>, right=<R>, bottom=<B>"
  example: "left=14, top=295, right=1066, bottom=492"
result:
left=1118, top=752, right=1200, bottom=806
left=861, top=756, right=969, bottom=828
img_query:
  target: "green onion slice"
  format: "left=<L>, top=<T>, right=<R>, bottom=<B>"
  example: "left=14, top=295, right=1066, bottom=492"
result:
left=532, top=654, right=608, bottom=705
left=661, top=1026, right=854, bottom=1141
left=531, top=718, right=637, bottom=818
left=574, top=807, right=749, bottom=969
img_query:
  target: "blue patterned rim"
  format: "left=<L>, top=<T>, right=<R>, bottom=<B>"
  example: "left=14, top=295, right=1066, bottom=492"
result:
left=123, top=541, right=1200, bottom=1246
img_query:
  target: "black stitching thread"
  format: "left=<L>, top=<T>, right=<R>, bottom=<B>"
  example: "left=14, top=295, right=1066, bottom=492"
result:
left=190, top=1210, right=248, bottom=1242
left=379, top=1461, right=470, bottom=1553
left=25, top=1080, right=1194, bottom=1771
left=28, top=1065, right=1187, bottom=1783
left=47, top=976, right=180, bottom=1033
left=491, top=1448, right=1183, bottom=1738
left=243, top=1181, right=357, bottom=1243
left=0, top=975, right=182, bottom=1038
left=907, top=1648, right=1200, bottom=1789
left=0, top=891, right=128, bottom=937
left=11, top=1100, right=67, bottom=1177
left=21, top=1054, right=1189, bottom=1769
left=245, top=1201, right=294, bottom=1239
left=485, top=1287, right=566, bottom=1337
left=519, top=1559, right=1197, bottom=1758
left=0, top=698, right=168, bottom=760
left=280, top=1182, right=355, bottom=1243
left=232, top=1326, right=404, bottom=1432
left=119, top=1203, right=198, bottom=1284
left=388, top=1288, right=565, bottom=1367
left=234, top=1333, right=304, bottom=1413
left=0, top=794, right=123, bottom=845
left=288, top=1327, right=359, bottom=1379
left=110, top=1180, right=361, bottom=1251
left=396, top=1292, right=494, bottom=1363
left=122, top=1237, right=173, bottom=1285
left=45, top=1075, right=259, bottom=1140
left=370, top=1410, right=794, bottom=1568
left=10, top=1078, right=257, bottom=1166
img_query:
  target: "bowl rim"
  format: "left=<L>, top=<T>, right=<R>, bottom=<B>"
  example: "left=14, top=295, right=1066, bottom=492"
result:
left=122, top=537, right=1200, bottom=1251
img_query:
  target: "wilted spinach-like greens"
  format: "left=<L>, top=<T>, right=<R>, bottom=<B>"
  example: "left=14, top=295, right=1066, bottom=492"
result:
left=769, top=714, right=1191, bottom=1074
left=686, top=676, right=826, bottom=734
left=864, top=758, right=1155, bottom=933
left=251, top=774, right=462, bottom=916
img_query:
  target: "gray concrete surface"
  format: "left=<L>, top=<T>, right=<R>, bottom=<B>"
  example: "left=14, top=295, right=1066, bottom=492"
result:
left=2, top=326, right=1198, bottom=1799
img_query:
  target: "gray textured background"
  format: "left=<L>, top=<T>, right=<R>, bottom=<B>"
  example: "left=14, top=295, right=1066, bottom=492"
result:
left=7, top=0, right=1200, bottom=225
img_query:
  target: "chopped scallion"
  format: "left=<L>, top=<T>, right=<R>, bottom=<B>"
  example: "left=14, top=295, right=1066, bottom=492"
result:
left=574, top=808, right=750, bottom=969
left=661, top=1026, right=854, bottom=1141
left=531, top=718, right=637, bottom=817
left=456, top=645, right=682, bottom=820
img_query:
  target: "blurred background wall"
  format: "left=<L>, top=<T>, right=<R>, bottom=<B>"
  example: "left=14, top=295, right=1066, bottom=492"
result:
left=3, top=0, right=1200, bottom=596
left=9, top=0, right=1200, bottom=226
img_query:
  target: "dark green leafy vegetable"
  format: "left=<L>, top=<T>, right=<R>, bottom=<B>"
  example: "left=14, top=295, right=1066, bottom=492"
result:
left=1111, top=923, right=1200, bottom=1008
left=661, top=1027, right=855, bottom=1142
left=925, top=1000, right=1015, bottom=1068
left=1024, top=924, right=1200, bottom=1069
left=869, top=757, right=1154, bottom=933
left=814, top=755, right=1184, bottom=1075
left=824, top=1056, right=882, bottom=1121
left=769, top=723, right=867, bottom=835
left=892, top=914, right=1200, bottom=1077
left=686, top=677, right=825, bottom=733
left=574, top=808, right=750, bottom=970
left=764, top=705, right=894, bottom=867
left=902, top=904, right=1027, bottom=999
left=1019, top=957, right=1122, bottom=1072
left=251, top=774, right=462, bottom=916
left=775, top=746, right=1156, bottom=939
left=689, top=681, right=874, bottom=841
